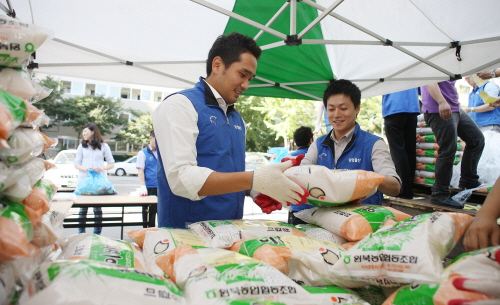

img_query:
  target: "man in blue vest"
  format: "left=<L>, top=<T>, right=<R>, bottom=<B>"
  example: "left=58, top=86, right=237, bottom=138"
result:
left=136, top=130, right=158, bottom=227
left=464, top=75, right=500, bottom=133
left=288, top=79, right=402, bottom=225
left=152, top=32, right=305, bottom=228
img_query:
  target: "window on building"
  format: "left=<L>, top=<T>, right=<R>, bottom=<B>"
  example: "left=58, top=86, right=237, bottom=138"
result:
left=117, top=142, right=127, bottom=151
left=85, top=83, right=96, bottom=95
left=121, top=88, right=130, bottom=99
left=132, top=89, right=141, bottom=100
left=62, top=139, right=78, bottom=150
left=154, top=91, right=163, bottom=102
left=71, top=82, right=85, bottom=95
left=61, top=81, right=71, bottom=93
left=95, top=84, right=107, bottom=96
left=109, top=86, right=120, bottom=99
left=107, top=141, right=117, bottom=151
left=141, top=90, right=151, bottom=101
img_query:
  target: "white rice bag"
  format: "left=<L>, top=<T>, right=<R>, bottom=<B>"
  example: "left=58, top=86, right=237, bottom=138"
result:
left=0, top=15, right=52, bottom=68
left=0, top=127, right=47, bottom=165
left=284, top=165, right=385, bottom=207
left=142, top=228, right=206, bottom=277
left=295, top=205, right=411, bottom=241
left=19, top=260, right=185, bottom=305
left=0, top=67, right=35, bottom=99
left=331, top=212, right=473, bottom=287
left=229, top=235, right=360, bottom=287
left=31, top=210, right=66, bottom=248
left=0, top=262, right=16, bottom=304
left=294, top=223, right=348, bottom=245
left=58, top=233, right=146, bottom=270
left=189, top=219, right=307, bottom=248
left=155, top=245, right=316, bottom=305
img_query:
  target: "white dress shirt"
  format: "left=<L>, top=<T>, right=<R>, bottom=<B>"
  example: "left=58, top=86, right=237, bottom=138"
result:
left=152, top=80, right=241, bottom=201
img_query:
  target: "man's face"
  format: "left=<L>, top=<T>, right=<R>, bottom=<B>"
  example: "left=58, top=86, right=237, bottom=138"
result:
left=149, top=136, right=156, bottom=150
left=326, top=94, right=360, bottom=139
left=211, top=52, right=257, bottom=104
left=465, top=76, right=476, bottom=88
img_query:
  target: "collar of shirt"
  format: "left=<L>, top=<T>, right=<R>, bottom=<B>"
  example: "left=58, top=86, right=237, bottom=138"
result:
left=203, top=79, right=233, bottom=115
left=148, top=144, right=156, bottom=152
left=330, top=125, right=356, bottom=145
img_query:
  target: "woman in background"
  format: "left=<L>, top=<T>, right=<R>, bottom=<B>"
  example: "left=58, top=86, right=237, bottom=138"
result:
left=74, top=123, right=115, bottom=235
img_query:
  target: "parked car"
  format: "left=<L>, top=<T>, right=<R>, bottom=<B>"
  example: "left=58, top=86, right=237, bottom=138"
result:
left=44, top=149, right=79, bottom=191
left=113, top=156, right=138, bottom=176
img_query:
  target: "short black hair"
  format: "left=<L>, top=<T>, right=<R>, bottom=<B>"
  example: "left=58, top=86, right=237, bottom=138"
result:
left=323, top=79, right=361, bottom=108
left=206, top=32, right=262, bottom=76
left=150, top=130, right=155, bottom=137
left=293, top=126, right=313, bottom=147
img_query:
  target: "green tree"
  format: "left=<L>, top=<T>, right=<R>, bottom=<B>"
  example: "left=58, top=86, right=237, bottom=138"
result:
left=252, top=97, right=317, bottom=148
left=34, top=76, right=65, bottom=131
left=236, top=95, right=282, bottom=152
left=58, top=95, right=127, bottom=137
left=114, top=110, right=153, bottom=147
left=358, top=96, right=383, bottom=135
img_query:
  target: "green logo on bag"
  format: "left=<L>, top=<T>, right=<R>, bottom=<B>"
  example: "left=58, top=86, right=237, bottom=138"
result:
left=24, top=43, right=34, bottom=52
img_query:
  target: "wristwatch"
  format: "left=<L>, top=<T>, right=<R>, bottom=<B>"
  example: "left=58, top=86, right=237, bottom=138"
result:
left=470, top=107, right=475, bottom=113
left=491, top=69, right=497, bottom=79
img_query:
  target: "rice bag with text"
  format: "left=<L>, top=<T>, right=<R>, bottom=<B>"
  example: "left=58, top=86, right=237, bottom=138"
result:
left=21, top=178, right=57, bottom=222
left=155, top=245, right=316, bottom=305
left=31, top=210, right=66, bottom=248
left=294, top=223, right=348, bottom=245
left=284, top=165, right=385, bottom=207
left=58, top=233, right=146, bottom=270
left=295, top=205, right=411, bottom=241
left=189, top=219, right=307, bottom=248
left=331, top=212, right=474, bottom=287
left=0, top=67, right=35, bottom=99
left=230, top=235, right=355, bottom=287
left=0, top=127, right=48, bottom=165
left=142, top=228, right=206, bottom=276
left=19, top=260, right=184, bottom=305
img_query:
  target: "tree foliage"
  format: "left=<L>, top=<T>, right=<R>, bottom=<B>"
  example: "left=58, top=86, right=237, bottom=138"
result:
left=58, top=95, right=127, bottom=136
left=114, top=109, right=153, bottom=146
left=237, top=95, right=282, bottom=152
left=357, top=96, right=383, bottom=135
left=34, top=76, right=65, bottom=131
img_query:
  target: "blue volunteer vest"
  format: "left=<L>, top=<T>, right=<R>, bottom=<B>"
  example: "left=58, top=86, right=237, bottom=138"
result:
left=290, top=147, right=309, bottom=156
left=156, top=78, right=246, bottom=228
left=468, top=82, right=500, bottom=127
left=292, top=123, right=383, bottom=212
left=141, top=147, right=158, bottom=188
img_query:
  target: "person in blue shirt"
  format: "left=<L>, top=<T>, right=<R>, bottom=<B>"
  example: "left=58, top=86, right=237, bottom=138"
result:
left=382, top=88, right=421, bottom=199
left=290, top=126, right=313, bottom=157
left=288, top=79, right=401, bottom=225
left=136, top=130, right=158, bottom=227
left=464, top=75, right=500, bottom=133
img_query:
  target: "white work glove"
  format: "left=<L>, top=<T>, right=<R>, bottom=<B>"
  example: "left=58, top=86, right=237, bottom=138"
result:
left=251, top=160, right=304, bottom=205
left=138, top=185, right=148, bottom=196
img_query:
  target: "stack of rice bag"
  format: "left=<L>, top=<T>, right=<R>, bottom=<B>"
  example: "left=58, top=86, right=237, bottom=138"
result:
left=414, top=115, right=464, bottom=187
left=0, top=15, right=68, bottom=304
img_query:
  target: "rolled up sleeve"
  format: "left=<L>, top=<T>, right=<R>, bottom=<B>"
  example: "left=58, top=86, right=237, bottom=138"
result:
left=153, top=94, right=214, bottom=201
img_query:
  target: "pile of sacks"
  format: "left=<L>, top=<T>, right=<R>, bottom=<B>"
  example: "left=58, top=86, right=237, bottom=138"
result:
left=13, top=210, right=500, bottom=305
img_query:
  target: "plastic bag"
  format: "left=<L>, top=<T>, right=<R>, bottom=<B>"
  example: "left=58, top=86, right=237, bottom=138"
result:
left=188, top=219, right=307, bottom=248
left=0, top=200, right=34, bottom=261
left=0, top=127, right=48, bottom=165
left=284, top=166, right=386, bottom=207
left=331, top=212, right=474, bottom=287
left=294, top=205, right=411, bottom=242
left=19, top=260, right=184, bottom=305
left=31, top=210, right=66, bottom=248
left=21, top=178, right=57, bottom=221
left=74, top=169, right=117, bottom=195
left=0, top=67, right=35, bottom=99
left=58, top=233, right=146, bottom=270
left=0, top=15, right=52, bottom=68
left=294, top=223, right=348, bottom=245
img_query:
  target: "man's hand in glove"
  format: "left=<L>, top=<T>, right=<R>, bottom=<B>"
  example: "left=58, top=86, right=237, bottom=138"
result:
left=252, top=160, right=305, bottom=205
left=253, top=186, right=310, bottom=214
left=281, top=154, right=304, bottom=167
left=138, top=185, right=148, bottom=196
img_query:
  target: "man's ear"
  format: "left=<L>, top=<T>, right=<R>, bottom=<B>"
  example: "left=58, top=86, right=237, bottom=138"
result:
left=211, top=56, right=224, bottom=75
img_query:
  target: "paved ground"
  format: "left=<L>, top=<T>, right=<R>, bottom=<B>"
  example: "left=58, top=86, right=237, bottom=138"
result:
left=62, top=175, right=288, bottom=242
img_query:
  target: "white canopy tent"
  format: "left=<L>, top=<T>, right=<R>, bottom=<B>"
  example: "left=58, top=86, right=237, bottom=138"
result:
left=3, top=0, right=500, bottom=99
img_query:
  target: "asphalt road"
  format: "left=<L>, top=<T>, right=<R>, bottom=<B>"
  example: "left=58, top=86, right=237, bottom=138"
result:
left=62, top=175, right=288, bottom=242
